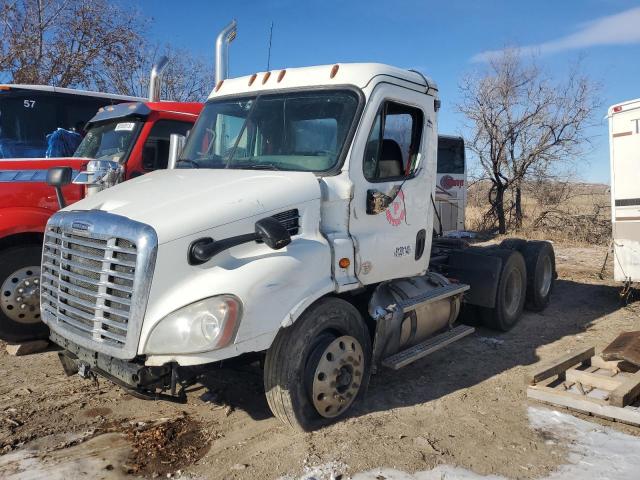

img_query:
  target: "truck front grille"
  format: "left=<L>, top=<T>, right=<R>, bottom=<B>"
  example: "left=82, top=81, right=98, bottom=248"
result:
left=40, top=211, right=157, bottom=359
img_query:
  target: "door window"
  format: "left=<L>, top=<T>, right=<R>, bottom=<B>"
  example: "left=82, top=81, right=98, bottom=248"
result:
left=142, top=120, right=192, bottom=170
left=363, top=101, right=424, bottom=182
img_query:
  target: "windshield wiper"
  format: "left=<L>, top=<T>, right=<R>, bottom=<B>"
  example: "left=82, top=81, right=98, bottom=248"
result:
left=238, top=163, right=281, bottom=170
left=176, top=159, right=200, bottom=168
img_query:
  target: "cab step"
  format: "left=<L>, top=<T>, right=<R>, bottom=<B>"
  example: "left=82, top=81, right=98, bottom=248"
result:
left=382, top=324, right=475, bottom=370
left=396, top=283, right=469, bottom=313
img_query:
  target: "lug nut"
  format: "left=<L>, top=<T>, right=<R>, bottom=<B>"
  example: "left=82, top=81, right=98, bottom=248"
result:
left=33, top=279, right=39, bottom=285
left=24, top=280, right=30, bottom=286
left=20, top=304, right=27, bottom=310
left=16, top=297, right=22, bottom=302
left=17, top=288, right=24, bottom=293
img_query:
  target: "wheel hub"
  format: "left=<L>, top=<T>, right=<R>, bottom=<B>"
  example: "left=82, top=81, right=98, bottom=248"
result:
left=540, top=256, right=553, bottom=297
left=1, top=266, right=42, bottom=324
left=504, top=269, right=523, bottom=317
left=311, top=335, right=364, bottom=418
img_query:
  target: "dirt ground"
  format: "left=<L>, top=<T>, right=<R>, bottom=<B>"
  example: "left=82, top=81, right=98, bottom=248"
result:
left=0, top=242, right=638, bottom=480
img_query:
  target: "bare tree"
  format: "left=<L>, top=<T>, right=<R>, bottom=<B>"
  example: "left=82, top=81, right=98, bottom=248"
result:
left=458, top=50, right=600, bottom=233
left=0, top=0, right=147, bottom=89
left=106, top=44, right=214, bottom=102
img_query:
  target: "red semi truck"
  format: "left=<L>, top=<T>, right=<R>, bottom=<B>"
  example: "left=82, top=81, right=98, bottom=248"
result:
left=0, top=95, right=202, bottom=342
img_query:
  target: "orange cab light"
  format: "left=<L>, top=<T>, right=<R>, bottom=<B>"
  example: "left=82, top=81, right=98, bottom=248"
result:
left=0, top=85, right=10, bottom=91
left=339, top=258, right=350, bottom=269
left=262, top=71, right=271, bottom=84
left=330, top=64, right=340, bottom=79
left=248, top=73, right=257, bottom=86
left=215, top=80, right=224, bottom=92
left=277, top=70, right=286, bottom=83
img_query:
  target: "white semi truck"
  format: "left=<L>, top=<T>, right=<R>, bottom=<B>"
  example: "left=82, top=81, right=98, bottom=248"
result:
left=608, top=99, right=640, bottom=293
left=41, top=62, right=556, bottom=430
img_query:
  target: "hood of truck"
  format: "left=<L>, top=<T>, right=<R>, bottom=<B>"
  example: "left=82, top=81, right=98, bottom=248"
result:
left=0, top=157, right=89, bottom=173
left=64, top=168, right=321, bottom=244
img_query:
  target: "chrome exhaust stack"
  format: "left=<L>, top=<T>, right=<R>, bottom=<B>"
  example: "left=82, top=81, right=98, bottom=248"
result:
left=148, top=55, right=170, bottom=102
left=215, top=20, right=237, bottom=84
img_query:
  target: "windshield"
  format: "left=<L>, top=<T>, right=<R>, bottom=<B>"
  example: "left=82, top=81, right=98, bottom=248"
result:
left=178, top=90, right=360, bottom=172
left=74, top=119, right=143, bottom=162
left=437, top=137, right=465, bottom=174
left=0, top=88, right=122, bottom=158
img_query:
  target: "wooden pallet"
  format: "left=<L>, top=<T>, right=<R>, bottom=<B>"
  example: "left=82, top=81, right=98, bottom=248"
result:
left=527, top=346, right=640, bottom=426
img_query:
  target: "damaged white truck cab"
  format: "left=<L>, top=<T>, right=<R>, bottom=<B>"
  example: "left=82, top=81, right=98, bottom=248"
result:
left=43, top=63, right=556, bottom=430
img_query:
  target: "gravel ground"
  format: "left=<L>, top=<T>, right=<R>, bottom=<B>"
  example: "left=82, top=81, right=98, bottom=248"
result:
left=0, top=242, right=638, bottom=479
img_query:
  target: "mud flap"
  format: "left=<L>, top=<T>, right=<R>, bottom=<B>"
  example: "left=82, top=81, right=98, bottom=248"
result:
left=439, top=249, right=502, bottom=308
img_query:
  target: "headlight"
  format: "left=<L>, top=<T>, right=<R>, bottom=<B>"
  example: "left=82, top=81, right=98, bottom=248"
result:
left=145, top=295, right=241, bottom=354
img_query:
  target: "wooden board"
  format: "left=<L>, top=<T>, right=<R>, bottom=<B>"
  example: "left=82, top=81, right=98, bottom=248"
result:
left=527, top=348, right=640, bottom=426
left=528, top=385, right=640, bottom=426
left=529, top=346, right=595, bottom=384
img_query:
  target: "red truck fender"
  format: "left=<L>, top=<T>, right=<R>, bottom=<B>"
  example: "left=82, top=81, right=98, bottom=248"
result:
left=0, top=206, right=52, bottom=241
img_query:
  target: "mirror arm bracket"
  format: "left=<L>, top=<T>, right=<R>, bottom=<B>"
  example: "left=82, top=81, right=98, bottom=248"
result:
left=188, top=233, right=258, bottom=265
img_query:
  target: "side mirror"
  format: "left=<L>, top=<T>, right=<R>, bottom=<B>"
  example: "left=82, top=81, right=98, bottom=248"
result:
left=255, top=217, right=291, bottom=250
left=168, top=133, right=186, bottom=169
left=188, top=217, right=291, bottom=265
left=46, top=166, right=73, bottom=208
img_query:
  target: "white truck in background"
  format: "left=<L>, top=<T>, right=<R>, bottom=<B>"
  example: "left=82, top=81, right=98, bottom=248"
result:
left=435, top=135, right=466, bottom=234
left=42, top=59, right=556, bottom=431
left=608, top=99, right=640, bottom=295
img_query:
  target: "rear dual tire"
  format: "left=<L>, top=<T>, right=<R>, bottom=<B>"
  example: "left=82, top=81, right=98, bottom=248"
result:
left=484, top=240, right=556, bottom=331
left=481, top=249, right=527, bottom=331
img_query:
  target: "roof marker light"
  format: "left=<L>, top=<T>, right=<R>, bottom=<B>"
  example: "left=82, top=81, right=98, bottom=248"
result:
left=277, top=70, right=286, bottom=83
left=330, top=64, right=339, bottom=79
left=215, top=80, right=224, bottom=92
left=248, top=74, right=257, bottom=86
left=262, top=71, right=271, bottom=84
left=613, top=106, right=623, bottom=113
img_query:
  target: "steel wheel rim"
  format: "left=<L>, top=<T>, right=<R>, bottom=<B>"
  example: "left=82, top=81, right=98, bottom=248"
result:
left=539, top=256, right=553, bottom=297
left=311, top=335, right=364, bottom=418
left=1, top=266, right=42, bottom=324
left=504, top=269, right=523, bottom=317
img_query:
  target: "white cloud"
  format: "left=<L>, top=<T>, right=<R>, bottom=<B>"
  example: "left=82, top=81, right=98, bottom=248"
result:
left=472, top=7, right=640, bottom=62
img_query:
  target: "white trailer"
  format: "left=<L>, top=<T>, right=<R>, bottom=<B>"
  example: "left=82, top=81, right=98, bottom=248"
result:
left=608, top=99, right=640, bottom=286
left=435, top=135, right=466, bottom=233
left=43, top=60, right=557, bottom=431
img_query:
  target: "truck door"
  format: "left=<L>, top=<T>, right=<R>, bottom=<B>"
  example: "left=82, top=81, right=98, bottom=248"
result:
left=348, top=84, right=436, bottom=285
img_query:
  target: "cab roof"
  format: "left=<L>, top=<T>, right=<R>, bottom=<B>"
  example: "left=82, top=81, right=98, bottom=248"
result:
left=209, top=63, right=438, bottom=100
left=0, top=83, right=144, bottom=102
left=88, top=101, right=203, bottom=124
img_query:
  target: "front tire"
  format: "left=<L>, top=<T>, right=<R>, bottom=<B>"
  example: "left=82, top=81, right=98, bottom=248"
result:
left=0, top=245, right=48, bottom=342
left=264, top=297, right=371, bottom=431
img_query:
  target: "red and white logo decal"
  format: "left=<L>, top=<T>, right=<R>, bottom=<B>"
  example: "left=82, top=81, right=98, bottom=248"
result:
left=386, top=190, right=406, bottom=227
left=440, top=175, right=464, bottom=190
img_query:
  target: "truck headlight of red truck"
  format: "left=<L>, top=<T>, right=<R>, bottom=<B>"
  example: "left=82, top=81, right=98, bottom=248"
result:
left=145, top=295, right=242, bottom=354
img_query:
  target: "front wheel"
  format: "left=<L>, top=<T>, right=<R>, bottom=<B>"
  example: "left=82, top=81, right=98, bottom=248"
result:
left=264, top=297, right=372, bottom=431
left=0, top=245, right=48, bottom=342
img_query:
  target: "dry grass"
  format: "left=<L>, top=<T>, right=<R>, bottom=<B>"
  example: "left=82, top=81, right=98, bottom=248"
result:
left=466, top=180, right=611, bottom=245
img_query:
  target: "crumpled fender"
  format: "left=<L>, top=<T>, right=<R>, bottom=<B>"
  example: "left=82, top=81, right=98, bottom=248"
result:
left=0, top=206, right=53, bottom=239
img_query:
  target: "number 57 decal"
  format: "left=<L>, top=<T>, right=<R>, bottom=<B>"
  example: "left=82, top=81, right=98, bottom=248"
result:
left=23, top=100, right=36, bottom=108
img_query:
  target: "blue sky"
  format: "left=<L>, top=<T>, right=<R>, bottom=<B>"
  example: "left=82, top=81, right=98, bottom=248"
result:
left=138, top=0, right=640, bottom=184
